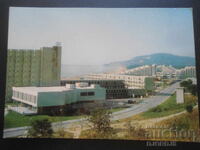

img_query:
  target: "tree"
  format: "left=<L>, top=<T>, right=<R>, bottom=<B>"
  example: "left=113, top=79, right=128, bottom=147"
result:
left=180, top=80, right=197, bottom=96
left=180, top=79, right=192, bottom=88
left=87, top=109, right=114, bottom=138
left=27, top=119, right=53, bottom=138
left=186, top=105, right=193, bottom=113
left=188, top=84, right=197, bottom=96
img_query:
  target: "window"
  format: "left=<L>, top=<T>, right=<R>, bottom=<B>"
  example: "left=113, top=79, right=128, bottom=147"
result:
left=22, top=93, right=25, bottom=100
left=30, top=95, right=33, bottom=102
left=80, top=92, right=87, bottom=96
left=27, top=95, right=31, bottom=101
left=88, top=92, right=95, bottom=96
left=16, top=91, right=19, bottom=98
left=80, top=92, right=95, bottom=96
left=13, top=91, right=16, bottom=97
left=33, top=96, right=36, bottom=104
left=19, top=92, right=22, bottom=99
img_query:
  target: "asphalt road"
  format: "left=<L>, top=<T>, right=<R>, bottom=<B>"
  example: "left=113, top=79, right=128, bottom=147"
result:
left=112, top=81, right=180, bottom=120
left=3, top=82, right=180, bottom=138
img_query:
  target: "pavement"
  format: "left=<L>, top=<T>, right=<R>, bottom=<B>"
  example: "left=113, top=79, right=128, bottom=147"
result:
left=3, top=82, right=180, bottom=138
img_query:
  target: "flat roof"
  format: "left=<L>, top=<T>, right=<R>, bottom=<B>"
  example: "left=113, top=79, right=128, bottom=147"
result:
left=61, top=79, right=124, bottom=81
left=13, top=85, right=97, bottom=95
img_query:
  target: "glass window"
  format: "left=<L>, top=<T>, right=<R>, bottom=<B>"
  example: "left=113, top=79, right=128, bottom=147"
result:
left=80, top=92, right=87, bottom=96
left=88, top=92, right=95, bottom=96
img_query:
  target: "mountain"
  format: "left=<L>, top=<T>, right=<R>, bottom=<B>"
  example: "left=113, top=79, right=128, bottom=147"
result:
left=105, top=53, right=195, bottom=69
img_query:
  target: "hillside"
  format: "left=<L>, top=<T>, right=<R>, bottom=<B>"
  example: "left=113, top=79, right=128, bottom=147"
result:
left=105, top=53, right=195, bottom=69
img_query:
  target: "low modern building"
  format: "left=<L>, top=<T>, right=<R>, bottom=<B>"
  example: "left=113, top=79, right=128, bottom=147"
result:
left=61, top=79, right=130, bottom=99
left=85, top=73, right=155, bottom=91
left=12, top=83, right=106, bottom=115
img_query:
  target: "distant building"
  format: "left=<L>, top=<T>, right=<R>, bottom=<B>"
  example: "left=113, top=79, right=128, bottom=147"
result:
left=121, top=65, right=156, bottom=76
left=176, top=66, right=196, bottom=79
left=6, top=45, right=61, bottom=102
left=12, top=83, right=106, bottom=114
left=85, top=73, right=155, bottom=91
left=61, top=79, right=130, bottom=99
left=155, top=65, right=177, bottom=78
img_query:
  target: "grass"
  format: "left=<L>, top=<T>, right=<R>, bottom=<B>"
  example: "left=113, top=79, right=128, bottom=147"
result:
left=153, top=107, right=200, bottom=142
left=130, top=93, right=197, bottom=120
left=156, top=107, right=199, bottom=130
left=4, top=111, right=83, bottom=129
left=4, top=107, right=126, bottom=129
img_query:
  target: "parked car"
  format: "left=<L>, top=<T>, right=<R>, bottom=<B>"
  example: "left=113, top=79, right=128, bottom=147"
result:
left=128, top=100, right=136, bottom=104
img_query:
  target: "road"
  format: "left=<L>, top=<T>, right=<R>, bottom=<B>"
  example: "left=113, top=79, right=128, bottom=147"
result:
left=112, top=81, right=180, bottom=120
left=3, top=82, right=180, bottom=138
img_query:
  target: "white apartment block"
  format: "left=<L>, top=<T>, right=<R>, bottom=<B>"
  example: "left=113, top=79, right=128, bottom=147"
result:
left=85, top=73, right=155, bottom=90
left=120, top=65, right=156, bottom=76
left=176, top=66, right=196, bottom=78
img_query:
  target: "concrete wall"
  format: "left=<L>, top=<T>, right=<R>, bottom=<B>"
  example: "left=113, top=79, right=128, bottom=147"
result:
left=35, top=86, right=106, bottom=107
left=36, top=88, right=106, bottom=107
left=176, top=88, right=184, bottom=104
left=37, top=92, right=66, bottom=107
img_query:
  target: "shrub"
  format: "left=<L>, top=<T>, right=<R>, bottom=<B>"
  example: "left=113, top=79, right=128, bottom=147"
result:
left=186, top=105, right=193, bottom=113
left=125, top=121, right=147, bottom=139
left=27, top=118, right=53, bottom=138
left=180, top=80, right=192, bottom=88
left=87, top=108, right=115, bottom=138
left=152, top=107, right=162, bottom=112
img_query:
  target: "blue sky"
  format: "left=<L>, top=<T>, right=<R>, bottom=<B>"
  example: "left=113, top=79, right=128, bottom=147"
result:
left=8, top=8, right=195, bottom=65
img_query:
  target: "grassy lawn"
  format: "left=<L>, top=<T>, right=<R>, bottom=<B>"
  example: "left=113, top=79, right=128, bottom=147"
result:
left=4, top=107, right=126, bottom=129
left=139, top=93, right=197, bottom=119
left=4, top=111, right=83, bottom=129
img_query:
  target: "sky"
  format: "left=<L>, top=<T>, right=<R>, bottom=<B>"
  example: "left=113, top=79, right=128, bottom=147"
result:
left=8, top=7, right=195, bottom=65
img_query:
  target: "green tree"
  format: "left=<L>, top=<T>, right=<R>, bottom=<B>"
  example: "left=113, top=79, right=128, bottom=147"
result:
left=27, top=119, right=53, bottom=138
left=188, top=84, right=197, bottom=96
left=180, top=79, right=192, bottom=88
left=87, top=109, right=114, bottom=138
left=186, top=104, right=193, bottom=113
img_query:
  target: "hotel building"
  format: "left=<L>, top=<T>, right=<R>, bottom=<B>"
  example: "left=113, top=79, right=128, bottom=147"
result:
left=6, top=45, right=61, bottom=102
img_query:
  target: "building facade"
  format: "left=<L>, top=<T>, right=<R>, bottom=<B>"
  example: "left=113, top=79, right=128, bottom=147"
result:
left=84, top=73, right=155, bottom=91
left=121, top=65, right=156, bottom=76
left=61, top=79, right=130, bottom=99
left=6, top=45, right=61, bottom=102
left=12, top=83, right=106, bottom=114
left=175, top=66, right=196, bottom=79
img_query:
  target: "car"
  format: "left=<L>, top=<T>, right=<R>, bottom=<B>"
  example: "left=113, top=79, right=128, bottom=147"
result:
left=128, top=100, right=136, bottom=104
